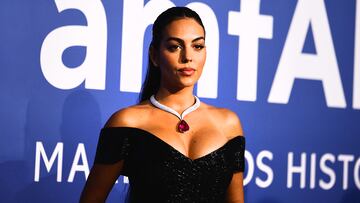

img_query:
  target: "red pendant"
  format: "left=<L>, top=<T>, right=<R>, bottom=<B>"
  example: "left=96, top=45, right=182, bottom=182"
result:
left=178, top=120, right=189, bottom=133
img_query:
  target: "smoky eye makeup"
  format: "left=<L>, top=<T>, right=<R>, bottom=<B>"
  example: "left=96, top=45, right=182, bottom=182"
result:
left=193, top=43, right=205, bottom=50
left=164, top=37, right=205, bottom=52
left=166, top=43, right=182, bottom=52
left=191, top=37, right=205, bottom=50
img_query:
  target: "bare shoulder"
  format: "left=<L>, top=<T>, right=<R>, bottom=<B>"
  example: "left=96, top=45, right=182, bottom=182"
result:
left=104, top=102, right=152, bottom=128
left=201, top=102, right=244, bottom=138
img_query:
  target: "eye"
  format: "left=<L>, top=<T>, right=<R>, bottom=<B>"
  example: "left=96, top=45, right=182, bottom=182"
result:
left=167, top=44, right=182, bottom=52
left=193, top=44, right=205, bottom=50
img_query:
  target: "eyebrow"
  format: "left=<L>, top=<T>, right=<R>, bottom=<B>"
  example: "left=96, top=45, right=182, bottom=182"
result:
left=166, top=36, right=205, bottom=43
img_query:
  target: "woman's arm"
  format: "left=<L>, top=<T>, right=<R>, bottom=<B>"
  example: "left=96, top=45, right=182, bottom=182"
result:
left=220, top=108, right=245, bottom=203
left=79, top=161, right=124, bottom=202
left=80, top=108, right=138, bottom=202
left=226, top=172, right=245, bottom=203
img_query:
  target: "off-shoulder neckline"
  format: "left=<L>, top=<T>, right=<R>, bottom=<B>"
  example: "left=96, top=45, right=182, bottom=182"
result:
left=101, top=126, right=244, bottom=162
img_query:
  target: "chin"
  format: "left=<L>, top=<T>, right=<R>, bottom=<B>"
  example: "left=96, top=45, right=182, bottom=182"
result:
left=162, top=75, right=200, bottom=89
left=179, top=78, right=198, bottom=87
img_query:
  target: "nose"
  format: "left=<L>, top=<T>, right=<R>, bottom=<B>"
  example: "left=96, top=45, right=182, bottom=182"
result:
left=180, top=47, right=193, bottom=63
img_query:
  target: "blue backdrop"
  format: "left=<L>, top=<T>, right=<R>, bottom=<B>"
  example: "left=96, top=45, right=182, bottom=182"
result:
left=1, top=0, right=360, bottom=202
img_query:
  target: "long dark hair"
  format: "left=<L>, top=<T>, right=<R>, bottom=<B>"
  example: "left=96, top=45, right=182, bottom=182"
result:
left=138, top=7, right=205, bottom=103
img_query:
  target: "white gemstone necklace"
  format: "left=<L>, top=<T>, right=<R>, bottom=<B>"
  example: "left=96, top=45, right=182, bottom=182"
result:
left=149, top=95, right=201, bottom=133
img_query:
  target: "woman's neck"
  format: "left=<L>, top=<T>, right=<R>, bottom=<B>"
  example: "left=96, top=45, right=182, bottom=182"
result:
left=154, top=86, right=197, bottom=114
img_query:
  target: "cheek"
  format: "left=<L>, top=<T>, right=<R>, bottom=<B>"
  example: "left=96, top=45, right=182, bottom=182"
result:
left=159, top=52, right=179, bottom=69
left=196, top=52, right=206, bottom=68
left=194, top=52, right=206, bottom=78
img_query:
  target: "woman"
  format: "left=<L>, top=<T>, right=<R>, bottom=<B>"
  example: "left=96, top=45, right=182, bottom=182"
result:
left=80, top=7, right=245, bottom=203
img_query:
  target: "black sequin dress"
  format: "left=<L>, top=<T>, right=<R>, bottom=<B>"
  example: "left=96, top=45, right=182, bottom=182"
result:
left=94, top=127, right=245, bottom=203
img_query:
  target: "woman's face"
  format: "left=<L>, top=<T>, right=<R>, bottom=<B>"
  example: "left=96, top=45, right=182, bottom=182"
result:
left=153, top=18, right=206, bottom=90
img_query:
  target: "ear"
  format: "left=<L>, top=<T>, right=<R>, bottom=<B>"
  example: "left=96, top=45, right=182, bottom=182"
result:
left=149, top=45, right=159, bottom=67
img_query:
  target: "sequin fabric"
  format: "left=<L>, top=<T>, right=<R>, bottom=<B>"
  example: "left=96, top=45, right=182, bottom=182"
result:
left=95, top=127, right=245, bottom=203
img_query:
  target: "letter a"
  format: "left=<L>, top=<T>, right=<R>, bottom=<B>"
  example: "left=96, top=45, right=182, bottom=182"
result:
left=40, top=0, right=107, bottom=90
left=268, top=0, right=346, bottom=108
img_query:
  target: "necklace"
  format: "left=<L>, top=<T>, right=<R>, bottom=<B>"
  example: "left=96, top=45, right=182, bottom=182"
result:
left=150, top=95, right=201, bottom=133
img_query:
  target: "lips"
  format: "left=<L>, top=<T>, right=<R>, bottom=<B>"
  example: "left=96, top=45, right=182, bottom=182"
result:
left=178, top=68, right=195, bottom=76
